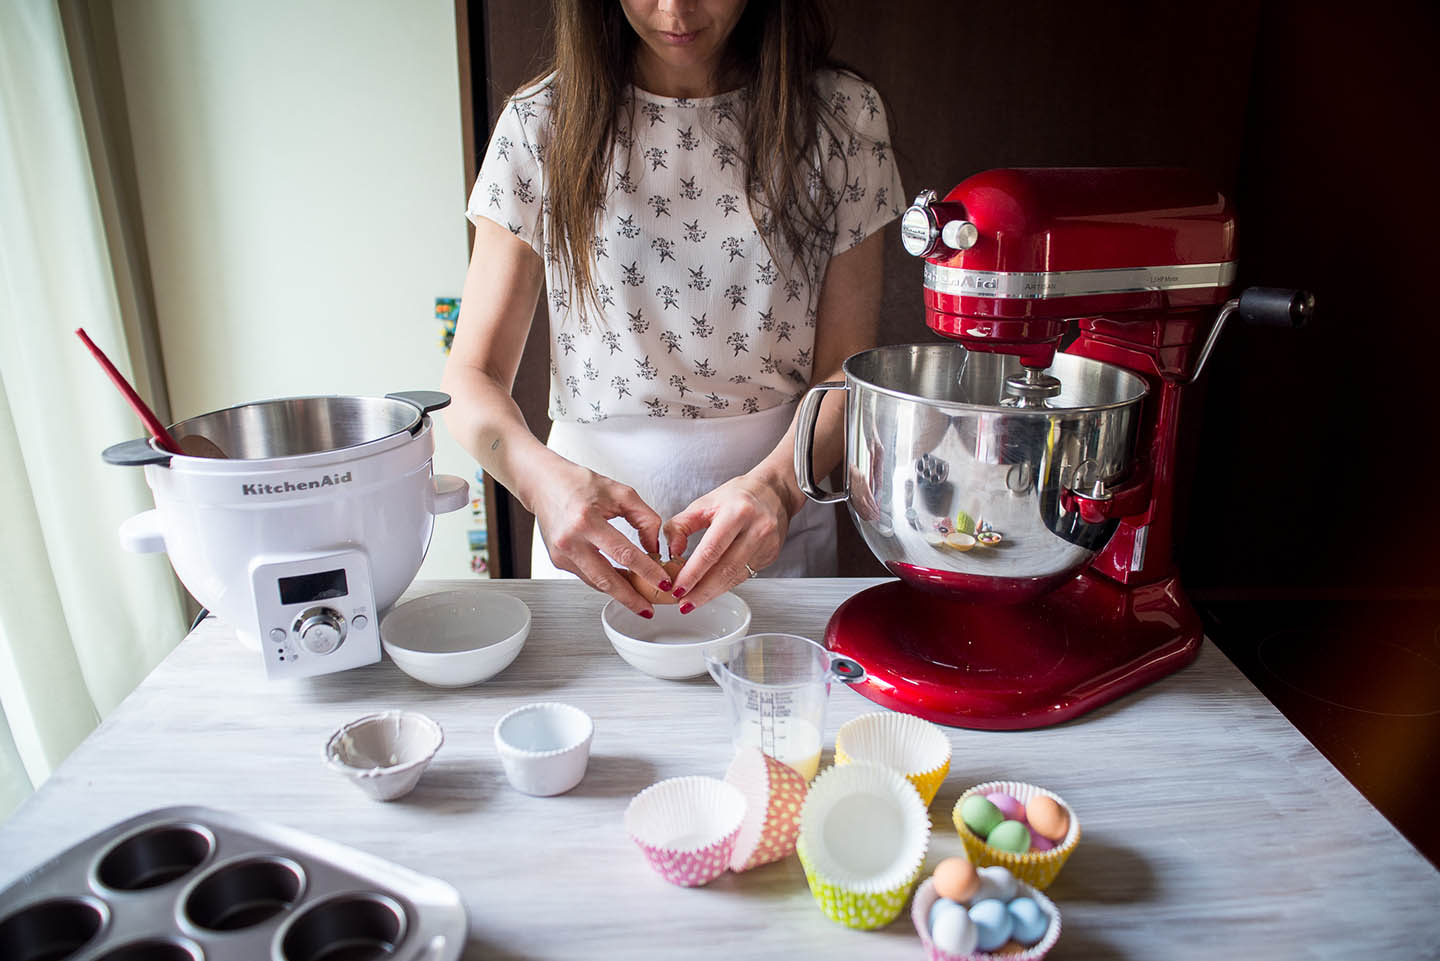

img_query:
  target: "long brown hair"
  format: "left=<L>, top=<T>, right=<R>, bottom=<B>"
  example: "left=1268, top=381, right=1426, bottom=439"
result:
left=523, top=0, right=857, bottom=317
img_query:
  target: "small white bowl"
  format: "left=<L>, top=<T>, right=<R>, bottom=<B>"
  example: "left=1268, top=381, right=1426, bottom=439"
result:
left=380, top=588, right=531, bottom=687
left=325, top=710, right=444, bottom=801
left=493, top=702, right=594, bottom=796
left=602, top=592, right=751, bottom=679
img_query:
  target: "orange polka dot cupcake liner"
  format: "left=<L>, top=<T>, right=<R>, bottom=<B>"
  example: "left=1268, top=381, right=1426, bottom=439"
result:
left=723, top=746, right=809, bottom=871
left=951, top=781, right=1080, bottom=890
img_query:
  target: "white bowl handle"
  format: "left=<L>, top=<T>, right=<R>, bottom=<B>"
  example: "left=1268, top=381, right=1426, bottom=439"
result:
left=430, top=474, right=470, bottom=514
left=118, top=509, right=166, bottom=553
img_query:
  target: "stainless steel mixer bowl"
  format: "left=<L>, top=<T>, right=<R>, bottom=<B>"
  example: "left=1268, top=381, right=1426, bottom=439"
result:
left=168, top=395, right=425, bottom=460
left=795, top=344, right=1149, bottom=602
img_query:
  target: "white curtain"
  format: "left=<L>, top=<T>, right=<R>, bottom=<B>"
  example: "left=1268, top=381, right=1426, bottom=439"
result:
left=0, top=0, right=187, bottom=820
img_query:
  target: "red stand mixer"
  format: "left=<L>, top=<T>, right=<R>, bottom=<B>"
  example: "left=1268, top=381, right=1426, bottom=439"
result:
left=794, top=167, right=1312, bottom=729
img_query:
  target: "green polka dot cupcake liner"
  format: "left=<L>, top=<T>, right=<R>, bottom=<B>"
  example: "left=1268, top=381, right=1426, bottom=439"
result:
left=795, top=761, right=931, bottom=930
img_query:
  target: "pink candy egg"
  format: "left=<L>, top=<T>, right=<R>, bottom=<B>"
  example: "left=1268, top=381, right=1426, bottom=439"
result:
left=1027, top=831, right=1056, bottom=852
left=986, top=792, right=1026, bottom=824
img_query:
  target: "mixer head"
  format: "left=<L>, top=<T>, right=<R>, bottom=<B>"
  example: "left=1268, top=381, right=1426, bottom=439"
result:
left=901, top=168, right=1238, bottom=371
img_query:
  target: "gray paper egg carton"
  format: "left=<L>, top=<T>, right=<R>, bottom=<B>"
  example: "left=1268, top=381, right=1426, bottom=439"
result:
left=0, top=805, right=466, bottom=961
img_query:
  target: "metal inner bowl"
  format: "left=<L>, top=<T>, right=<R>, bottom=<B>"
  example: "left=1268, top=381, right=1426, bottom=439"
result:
left=845, top=343, right=1148, bottom=411
left=183, top=857, right=305, bottom=932
left=94, top=824, right=214, bottom=891
left=281, top=893, right=407, bottom=961
left=168, top=395, right=421, bottom=460
left=0, top=897, right=107, bottom=961
left=837, top=344, right=1150, bottom=600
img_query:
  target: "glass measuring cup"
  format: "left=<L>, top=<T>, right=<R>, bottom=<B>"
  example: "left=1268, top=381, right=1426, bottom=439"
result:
left=704, top=633, right=865, bottom=781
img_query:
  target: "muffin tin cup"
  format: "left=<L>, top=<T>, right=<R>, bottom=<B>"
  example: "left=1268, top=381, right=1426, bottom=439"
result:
left=952, top=781, right=1080, bottom=890
left=723, top=746, right=809, bottom=872
left=624, top=776, right=747, bottom=887
left=0, top=806, right=466, bottom=961
left=834, top=711, right=952, bottom=808
left=912, top=876, right=1062, bottom=961
left=795, top=761, right=931, bottom=930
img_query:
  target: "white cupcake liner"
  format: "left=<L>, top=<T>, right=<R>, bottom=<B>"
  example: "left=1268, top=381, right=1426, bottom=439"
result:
left=912, top=876, right=1062, bottom=961
left=625, top=776, right=748, bottom=887
left=724, top=746, right=809, bottom=871
left=835, top=712, right=952, bottom=804
left=797, top=760, right=931, bottom=895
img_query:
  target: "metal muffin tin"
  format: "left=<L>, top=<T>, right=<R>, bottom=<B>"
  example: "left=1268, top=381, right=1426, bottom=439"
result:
left=0, top=805, right=466, bottom=961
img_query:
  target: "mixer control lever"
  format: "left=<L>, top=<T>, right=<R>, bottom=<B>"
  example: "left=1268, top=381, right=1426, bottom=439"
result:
left=1190, top=287, right=1315, bottom=383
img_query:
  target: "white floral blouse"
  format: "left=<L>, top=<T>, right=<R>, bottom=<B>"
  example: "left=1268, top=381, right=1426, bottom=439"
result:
left=466, top=69, right=904, bottom=423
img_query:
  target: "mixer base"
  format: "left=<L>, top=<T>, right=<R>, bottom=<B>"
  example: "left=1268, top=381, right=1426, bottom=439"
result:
left=824, top=573, right=1203, bottom=730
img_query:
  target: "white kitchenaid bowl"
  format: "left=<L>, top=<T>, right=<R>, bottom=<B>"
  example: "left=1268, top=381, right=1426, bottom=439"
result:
left=109, top=393, right=469, bottom=653
left=379, top=588, right=531, bottom=687
left=602, top=592, right=751, bottom=679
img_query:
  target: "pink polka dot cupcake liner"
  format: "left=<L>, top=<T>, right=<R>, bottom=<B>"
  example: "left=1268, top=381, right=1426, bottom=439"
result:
left=724, top=746, right=809, bottom=871
left=912, top=876, right=1062, bottom=961
left=624, top=776, right=747, bottom=887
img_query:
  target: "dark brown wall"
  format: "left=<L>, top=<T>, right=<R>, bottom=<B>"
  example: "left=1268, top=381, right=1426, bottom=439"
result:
left=1187, top=0, right=1440, bottom=597
left=461, top=0, right=1436, bottom=594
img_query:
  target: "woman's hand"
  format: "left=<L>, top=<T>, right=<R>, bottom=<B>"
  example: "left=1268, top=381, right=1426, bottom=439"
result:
left=662, top=467, right=802, bottom=612
left=530, top=456, right=672, bottom=617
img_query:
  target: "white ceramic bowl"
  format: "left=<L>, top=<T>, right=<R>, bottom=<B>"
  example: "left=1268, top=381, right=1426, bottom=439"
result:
left=325, top=710, right=444, bottom=802
left=493, top=702, right=594, bottom=797
left=380, top=588, right=530, bottom=687
left=601, top=592, right=751, bottom=679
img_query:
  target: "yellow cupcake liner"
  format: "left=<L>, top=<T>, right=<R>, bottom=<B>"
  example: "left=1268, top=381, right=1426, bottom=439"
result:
left=834, top=711, right=952, bottom=808
left=797, top=837, right=922, bottom=930
left=952, top=781, right=1080, bottom=890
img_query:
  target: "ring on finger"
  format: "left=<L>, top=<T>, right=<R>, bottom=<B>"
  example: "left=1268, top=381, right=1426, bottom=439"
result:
left=744, top=562, right=759, bottom=579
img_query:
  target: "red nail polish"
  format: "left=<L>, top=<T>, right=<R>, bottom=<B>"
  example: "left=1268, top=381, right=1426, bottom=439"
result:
left=679, top=602, right=694, bottom=615
left=639, top=609, right=654, bottom=619
left=658, top=580, right=673, bottom=592
left=672, top=587, right=686, bottom=599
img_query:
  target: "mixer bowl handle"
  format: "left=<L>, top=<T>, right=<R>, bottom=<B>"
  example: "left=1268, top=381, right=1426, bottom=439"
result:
left=429, top=474, right=470, bottom=515
left=793, top=382, right=848, bottom=504
left=118, top=509, right=166, bottom=553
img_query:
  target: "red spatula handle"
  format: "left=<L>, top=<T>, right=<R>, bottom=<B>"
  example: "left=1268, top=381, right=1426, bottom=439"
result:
left=75, top=328, right=182, bottom=454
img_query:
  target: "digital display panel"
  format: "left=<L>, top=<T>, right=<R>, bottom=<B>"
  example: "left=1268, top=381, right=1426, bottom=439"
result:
left=278, top=569, right=348, bottom=605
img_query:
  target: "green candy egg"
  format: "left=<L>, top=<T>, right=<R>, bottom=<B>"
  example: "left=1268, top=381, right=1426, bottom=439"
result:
left=960, top=795, right=1005, bottom=838
left=987, top=819, right=1032, bottom=854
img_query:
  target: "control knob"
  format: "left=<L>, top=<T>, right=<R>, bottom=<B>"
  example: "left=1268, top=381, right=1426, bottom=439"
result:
left=293, top=607, right=347, bottom=655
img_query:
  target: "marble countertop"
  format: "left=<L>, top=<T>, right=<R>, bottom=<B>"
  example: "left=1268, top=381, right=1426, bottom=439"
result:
left=2, top=578, right=1438, bottom=960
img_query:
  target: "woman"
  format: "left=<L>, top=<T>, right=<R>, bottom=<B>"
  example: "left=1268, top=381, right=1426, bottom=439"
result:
left=441, top=0, right=902, bottom=618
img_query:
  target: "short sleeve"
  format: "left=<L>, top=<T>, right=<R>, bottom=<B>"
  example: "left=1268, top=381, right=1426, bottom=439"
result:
left=466, top=91, right=548, bottom=256
left=821, top=74, right=905, bottom=255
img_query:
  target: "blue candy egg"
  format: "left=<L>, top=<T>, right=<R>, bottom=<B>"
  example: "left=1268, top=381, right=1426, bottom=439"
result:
left=929, top=897, right=978, bottom=956
left=1007, top=896, right=1050, bottom=946
left=968, top=898, right=1013, bottom=952
left=929, top=896, right=965, bottom=932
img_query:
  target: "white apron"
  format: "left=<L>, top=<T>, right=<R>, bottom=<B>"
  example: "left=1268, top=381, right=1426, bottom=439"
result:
left=530, top=402, right=837, bottom=579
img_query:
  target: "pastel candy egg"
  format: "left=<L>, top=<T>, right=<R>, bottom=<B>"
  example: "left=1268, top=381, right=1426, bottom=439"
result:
left=1028, top=831, right=1056, bottom=852
left=986, top=792, right=1027, bottom=824
left=968, top=898, right=1014, bottom=952
left=932, top=856, right=981, bottom=903
left=1025, top=794, right=1069, bottom=842
left=974, top=865, right=1018, bottom=902
left=987, top=819, right=1032, bottom=853
left=960, top=795, right=1005, bottom=838
left=1007, top=896, right=1050, bottom=946
left=930, top=898, right=978, bottom=956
